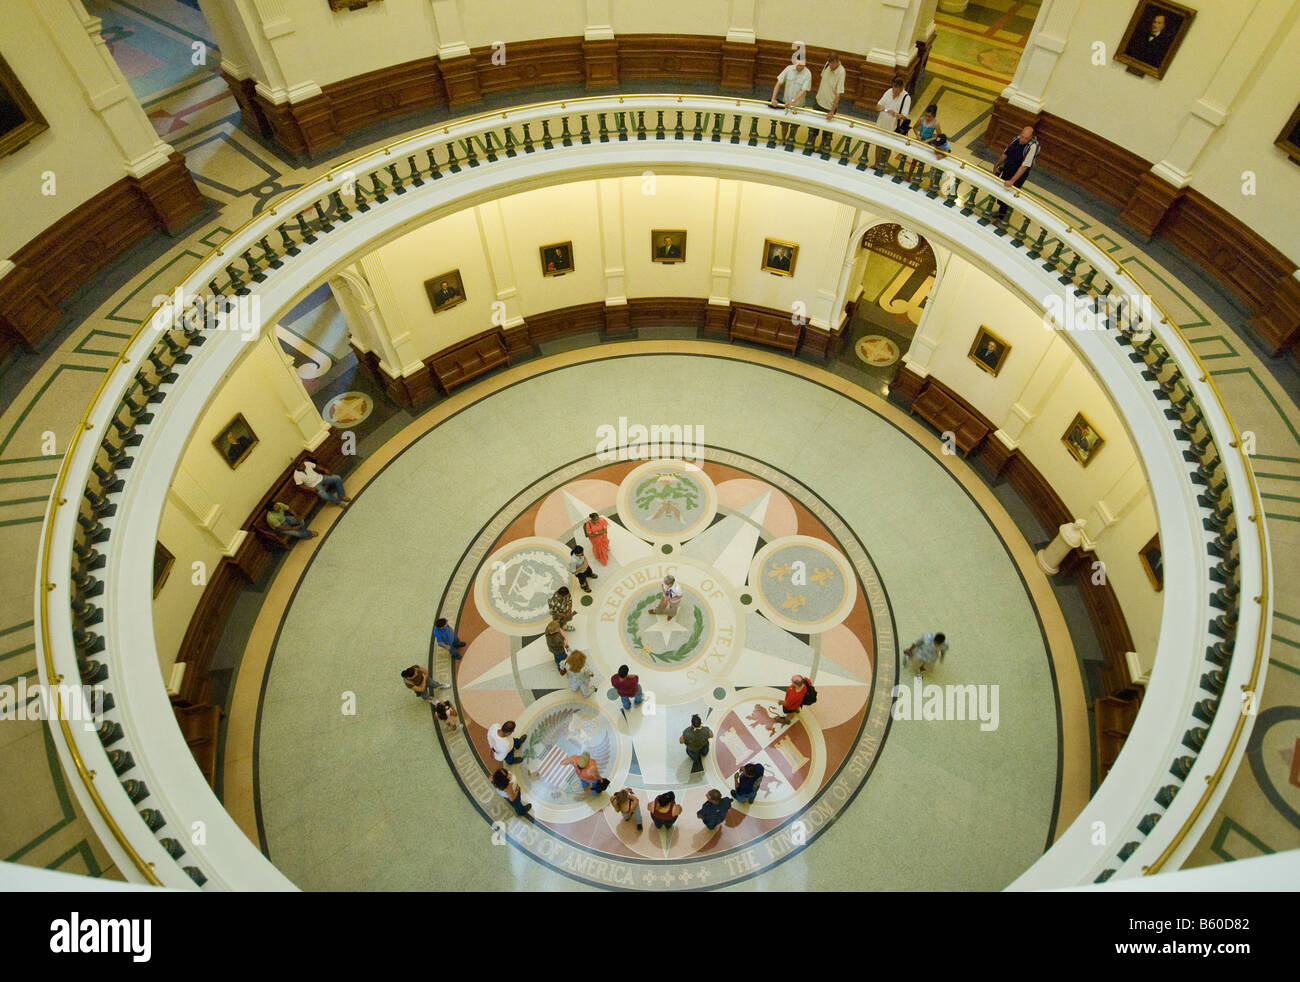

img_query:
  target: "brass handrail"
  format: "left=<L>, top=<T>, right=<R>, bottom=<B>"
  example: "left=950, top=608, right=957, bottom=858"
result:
left=35, top=92, right=1268, bottom=885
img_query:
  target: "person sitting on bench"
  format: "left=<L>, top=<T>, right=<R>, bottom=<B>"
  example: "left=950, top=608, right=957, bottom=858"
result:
left=294, top=460, right=350, bottom=505
left=266, top=501, right=314, bottom=539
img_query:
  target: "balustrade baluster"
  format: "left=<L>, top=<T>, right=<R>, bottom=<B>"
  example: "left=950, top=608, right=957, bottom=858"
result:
left=278, top=223, right=300, bottom=256
left=692, top=111, right=705, bottom=141
left=711, top=113, right=724, bottom=143
left=560, top=117, right=574, bottom=147
left=522, top=122, right=537, bottom=151
left=580, top=114, right=592, bottom=145
left=615, top=114, right=628, bottom=142
left=1058, top=253, right=1083, bottom=286
left=541, top=120, right=554, bottom=149
left=329, top=191, right=353, bottom=222
left=1041, top=241, right=1064, bottom=272
left=445, top=142, right=461, bottom=173
left=765, top=119, right=778, bottom=149
left=314, top=201, right=335, bottom=231
left=258, top=236, right=283, bottom=268
left=655, top=111, right=665, bottom=140
left=673, top=111, right=684, bottom=140
left=425, top=148, right=443, bottom=179
left=634, top=110, right=646, bottom=141
left=242, top=250, right=264, bottom=283
left=730, top=114, right=741, bottom=145
left=368, top=174, right=388, bottom=203
left=386, top=163, right=408, bottom=193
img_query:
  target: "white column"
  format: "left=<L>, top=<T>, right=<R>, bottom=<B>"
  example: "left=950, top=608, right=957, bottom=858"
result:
left=168, top=469, right=241, bottom=554
left=1085, top=460, right=1148, bottom=541
left=235, top=0, right=322, bottom=105
left=475, top=200, right=525, bottom=330
left=256, top=333, right=329, bottom=447
left=598, top=178, right=627, bottom=307
left=358, top=254, right=427, bottom=379
left=1148, top=0, right=1286, bottom=188
left=709, top=179, right=742, bottom=311
left=866, top=0, right=912, bottom=69
left=37, top=0, right=175, bottom=178
left=902, top=249, right=964, bottom=373
left=812, top=204, right=858, bottom=329
left=829, top=210, right=869, bottom=334
left=429, top=0, right=472, bottom=59
left=585, top=0, right=614, bottom=41
left=726, top=0, right=757, bottom=44
left=998, top=332, right=1072, bottom=447
left=1037, top=518, right=1089, bottom=574
left=196, top=0, right=253, bottom=82
left=1001, top=0, right=1079, bottom=113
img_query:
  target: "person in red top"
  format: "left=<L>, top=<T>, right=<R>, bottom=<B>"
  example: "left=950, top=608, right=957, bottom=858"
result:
left=611, top=664, right=645, bottom=711
left=584, top=512, right=611, bottom=565
left=779, top=674, right=809, bottom=723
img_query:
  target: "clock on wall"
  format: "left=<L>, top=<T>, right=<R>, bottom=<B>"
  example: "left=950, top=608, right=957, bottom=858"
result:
left=895, top=227, right=920, bottom=251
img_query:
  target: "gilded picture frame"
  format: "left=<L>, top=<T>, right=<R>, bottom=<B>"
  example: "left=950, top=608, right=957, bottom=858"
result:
left=968, top=326, right=1011, bottom=377
left=761, top=238, right=799, bottom=276
left=651, top=229, right=687, bottom=263
left=1062, top=411, right=1105, bottom=467
left=425, top=270, right=466, bottom=313
left=1114, top=1, right=1197, bottom=80
left=0, top=54, right=49, bottom=159
left=213, top=413, right=258, bottom=470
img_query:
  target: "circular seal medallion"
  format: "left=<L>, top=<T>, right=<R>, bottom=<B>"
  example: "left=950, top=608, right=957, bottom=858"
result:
left=616, top=459, right=717, bottom=542
left=474, top=537, right=573, bottom=634
left=322, top=390, right=374, bottom=426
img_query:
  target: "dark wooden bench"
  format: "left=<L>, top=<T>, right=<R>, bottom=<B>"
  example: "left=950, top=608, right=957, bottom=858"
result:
left=173, top=703, right=221, bottom=789
left=250, top=451, right=329, bottom=551
left=910, top=383, right=991, bottom=457
left=730, top=307, right=801, bottom=353
left=429, top=329, right=509, bottom=393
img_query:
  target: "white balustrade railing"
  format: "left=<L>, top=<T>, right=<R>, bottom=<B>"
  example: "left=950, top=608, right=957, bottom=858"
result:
left=35, top=94, right=1270, bottom=890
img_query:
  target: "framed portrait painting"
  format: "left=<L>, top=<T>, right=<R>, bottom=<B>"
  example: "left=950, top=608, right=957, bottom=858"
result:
left=651, top=229, right=687, bottom=263
left=425, top=270, right=466, bottom=313
left=1275, top=102, right=1300, bottom=166
left=968, top=327, right=1011, bottom=377
left=762, top=238, right=798, bottom=276
left=540, top=241, right=575, bottom=277
left=1114, top=1, right=1197, bottom=80
left=1062, top=412, right=1104, bottom=467
left=1139, top=533, right=1163, bottom=591
left=153, top=542, right=175, bottom=598
left=0, top=54, right=49, bottom=159
left=213, top=413, right=258, bottom=469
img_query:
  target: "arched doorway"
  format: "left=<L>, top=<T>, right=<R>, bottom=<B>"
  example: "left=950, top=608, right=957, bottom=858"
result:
left=841, top=222, right=938, bottom=388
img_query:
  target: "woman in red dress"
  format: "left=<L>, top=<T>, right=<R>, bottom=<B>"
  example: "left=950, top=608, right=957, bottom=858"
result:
left=584, top=511, right=611, bottom=565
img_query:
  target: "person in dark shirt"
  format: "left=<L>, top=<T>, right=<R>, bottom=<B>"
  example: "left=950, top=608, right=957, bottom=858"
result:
left=732, top=762, right=766, bottom=804
left=697, top=789, right=733, bottom=831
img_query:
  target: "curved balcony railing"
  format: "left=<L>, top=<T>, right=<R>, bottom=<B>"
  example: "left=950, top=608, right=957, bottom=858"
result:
left=35, top=94, right=1270, bottom=889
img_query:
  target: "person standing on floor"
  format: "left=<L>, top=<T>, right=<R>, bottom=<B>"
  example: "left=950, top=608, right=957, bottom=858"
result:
left=769, top=50, right=812, bottom=142
left=697, top=789, right=733, bottom=831
left=651, top=574, right=684, bottom=621
left=401, top=664, right=447, bottom=703
left=807, top=52, right=846, bottom=150
left=492, top=768, right=533, bottom=817
left=569, top=544, right=598, bottom=593
left=432, top=700, right=462, bottom=732
left=563, top=650, right=596, bottom=698
left=584, top=512, right=611, bottom=565
left=993, top=126, right=1039, bottom=220
left=610, top=788, right=643, bottom=831
left=549, top=586, right=575, bottom=630
left=433, top=617, right=468, bottom=660
left=488, top=720, right=528, bottom=766
left=546, top=618, right=570, bottom=673
left=732, top=762, right=766, bottom=804
left=612, top=665, right=645, bottom=711
left=874, top=74, right=912, bottom=166
left=778, top=674, right=811, bottom=724
left=680, top=714, right=714, bottom=771
left=560, top=751, right=608, bottom=795
left=293, top=459, right=350, bottom=505
left=904, top=631, right=948, bottom=676
left=650, top=791, right=683, bottom=829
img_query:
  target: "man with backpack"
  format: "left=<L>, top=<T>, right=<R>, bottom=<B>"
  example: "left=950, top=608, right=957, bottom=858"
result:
left=779, top=674, right=816, bottom=724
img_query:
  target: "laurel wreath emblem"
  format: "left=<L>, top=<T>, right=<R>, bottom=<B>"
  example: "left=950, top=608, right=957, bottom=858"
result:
left=626, top=594, right=705, bottom=664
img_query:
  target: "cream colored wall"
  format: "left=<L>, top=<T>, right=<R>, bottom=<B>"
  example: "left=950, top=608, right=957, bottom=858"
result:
left=1035, top=0, right=1300, bottom=265
left=152, top=335, right=326, bottom=670
left=283, top=0, right=439, bottom=88
left=360, top=176, right=847, bottom=359
left=754, top=0, right=883, bottom=55
left=461, top=0, right=586, bottom=43
left=0, top=2, right=132, bottom=256
left=911, top=254, right=1162, bottom=656
left=609, top=0, right=728, bottom=38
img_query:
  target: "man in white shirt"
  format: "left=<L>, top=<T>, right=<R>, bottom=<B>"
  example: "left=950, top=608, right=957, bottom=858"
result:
left=770, top=52, right=812, bottom=142
left=293, top=459, right=350, bottom=505
left=874, top=73, right=911, bottom=166
left=807, top=53, right=847, bottom=152
left=488, top=720, right=527, bottom=765
left=651, top=574, right=685, bottom=621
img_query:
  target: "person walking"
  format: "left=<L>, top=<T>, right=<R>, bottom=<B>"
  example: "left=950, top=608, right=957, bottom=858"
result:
left=584, top=512, right=611, bottom=565
left=293, top=459, right=350, bottom=505
left=680, top=714, right=714, bottom=771
left=569, top=545, right=598, bottom=593
left=610, top=788, right=643, bottom=831
left=432, top=699, right=462, bottom=733
left=904, top=631, right=948, bottom=676
left=546, top=618, right=570, bottom=673
left=732, top=762, right=766, bottom=804
left=266, top=501, right=314, bottom=539
left=563, top=650, right=596, bottom=698
left=649, top=791, right=683, bottom=829
left=433, top=616, right=468, bottom=660
left=492, top=768, right=533, bottom=817
left=778, top=674, right=811, bottom=724
left=993, top=126, right=1039, bottom=220
left=488, top=720, right=528, bottom=766
left=651, top=574, right=684, bottom=621
left=612, top=665, right=645, bottom=711
left=560, top=751, right=608, bottom=795
left=401, top=664, right=447, bottom=702
left=549, top=586, right=575, bottom=630
left=697, top=789, right=733, bottom=831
